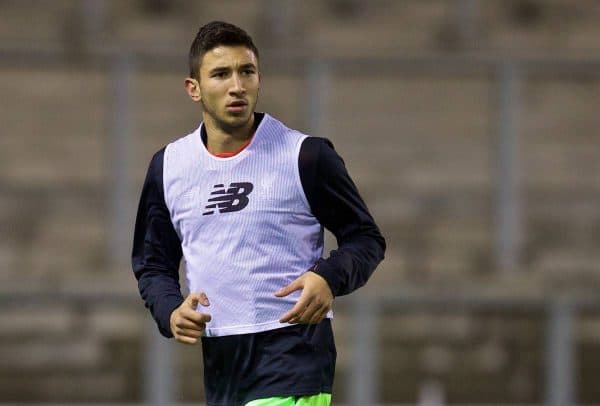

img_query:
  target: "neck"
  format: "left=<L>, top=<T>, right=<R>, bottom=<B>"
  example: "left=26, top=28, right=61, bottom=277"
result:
left=203, top=113, right=255, bottom=154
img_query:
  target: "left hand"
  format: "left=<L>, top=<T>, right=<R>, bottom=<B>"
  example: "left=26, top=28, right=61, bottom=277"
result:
left=275, top=270, right=333, bottom=324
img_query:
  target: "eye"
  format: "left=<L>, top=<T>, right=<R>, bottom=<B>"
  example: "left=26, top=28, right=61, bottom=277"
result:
left=213, top=71, right=227, bottom=78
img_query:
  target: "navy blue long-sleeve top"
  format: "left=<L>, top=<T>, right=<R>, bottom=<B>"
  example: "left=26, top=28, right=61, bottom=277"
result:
left=132, top=114, right=385, bottom=404
left=132, top=115, right=386, bottom=338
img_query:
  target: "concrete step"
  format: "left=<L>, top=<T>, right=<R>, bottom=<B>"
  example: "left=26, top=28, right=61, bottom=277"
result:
left=0, top=337, right=105, bottom=370
left=88, top=306, right=145, bottom=340
left=483, top=1, right=600, bottom=52
left=26, top=197, right=106, bottom=278
left=380, top=313, right=475, bottom=344
left=308, top=4, right=446, bottom=56
left=532, top=249, right=600, bottom=282
left=0, top=304, right=73, bottom=337
left=0, top=369, right=132, bottom=403
left=0, top=0, right=73, bottom=49
left=0, top=68, right=107, bottom=186
left=329, top=77, right=491, bottom=143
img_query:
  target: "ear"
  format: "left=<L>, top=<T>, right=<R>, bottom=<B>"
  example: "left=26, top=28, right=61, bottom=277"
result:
left=184, top=77, right=202, bottom=102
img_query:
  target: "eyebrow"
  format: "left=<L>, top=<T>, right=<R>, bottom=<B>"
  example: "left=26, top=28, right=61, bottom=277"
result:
left=208, top=63, right=257, bottom=74
left=239, top=63, right=257, bottom=70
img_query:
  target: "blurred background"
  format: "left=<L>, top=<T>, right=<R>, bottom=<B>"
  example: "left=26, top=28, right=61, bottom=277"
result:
left=1, top=0, right=599, bottom=404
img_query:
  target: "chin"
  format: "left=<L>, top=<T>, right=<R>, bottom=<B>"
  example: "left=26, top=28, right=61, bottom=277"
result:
left=226, top=114, right=252, bottom=127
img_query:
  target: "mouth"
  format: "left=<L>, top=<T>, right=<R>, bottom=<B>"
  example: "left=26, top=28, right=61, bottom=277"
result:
left=226, top=100, right=248, bottom=113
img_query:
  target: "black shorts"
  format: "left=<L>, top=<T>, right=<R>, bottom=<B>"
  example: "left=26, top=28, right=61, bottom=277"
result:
left=201, top=319, right=336, bottom=406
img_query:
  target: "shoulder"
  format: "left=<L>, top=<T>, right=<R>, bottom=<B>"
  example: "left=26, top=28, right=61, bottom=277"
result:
left=165, top=127, right=200, bottom=156
left=161, top=126, right=202, bottom=171
left=299, top=136, right=339, bottom=167
left=149, top=146, right=166, bottom=166
left=298, top=137, right=341, bottom=199
left=260, top=113, right=307, bottom=144
left=257, top=114, right=338, bottom=162
left=300, top=136, right=335, bottom=151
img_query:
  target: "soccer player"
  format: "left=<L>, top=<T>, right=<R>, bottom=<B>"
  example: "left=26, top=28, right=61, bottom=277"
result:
left=132, top=21, right=385, bottom=406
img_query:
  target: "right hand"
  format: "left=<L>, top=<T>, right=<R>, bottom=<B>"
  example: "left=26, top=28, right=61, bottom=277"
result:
left=169, top=292, right=211, bottom=344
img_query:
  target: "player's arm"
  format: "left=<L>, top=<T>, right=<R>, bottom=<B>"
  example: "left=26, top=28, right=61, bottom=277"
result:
left=131, top=148, right=185, bottom=338
left=277, top=137, right=386, bottom=324
left=301, top=137, right=386, bottom=295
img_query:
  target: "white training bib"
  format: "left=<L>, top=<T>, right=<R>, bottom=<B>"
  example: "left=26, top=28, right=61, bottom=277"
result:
left=163, top=114, right=327, bottom=336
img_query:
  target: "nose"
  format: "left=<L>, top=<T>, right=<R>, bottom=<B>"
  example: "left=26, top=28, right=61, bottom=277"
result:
left=229, top=73, right=246, bottom=96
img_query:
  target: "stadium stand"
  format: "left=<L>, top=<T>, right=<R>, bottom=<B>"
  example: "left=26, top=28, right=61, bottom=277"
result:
left=1, top=0, right=599, bottom=403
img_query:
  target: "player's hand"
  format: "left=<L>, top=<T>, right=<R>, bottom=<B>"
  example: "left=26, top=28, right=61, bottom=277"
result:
left=275, top=270, right=333, bottom=324
left=169, top=292, right=211, bottom=344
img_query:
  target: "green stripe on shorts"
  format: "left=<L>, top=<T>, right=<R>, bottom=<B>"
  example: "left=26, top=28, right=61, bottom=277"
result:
left=245, top=393, right=331, bottom=406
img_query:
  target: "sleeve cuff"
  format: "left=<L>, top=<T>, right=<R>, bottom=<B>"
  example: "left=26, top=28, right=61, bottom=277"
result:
left=156, top=295, right=185, bottom=338
left=312, top=258, right=343, bottom=297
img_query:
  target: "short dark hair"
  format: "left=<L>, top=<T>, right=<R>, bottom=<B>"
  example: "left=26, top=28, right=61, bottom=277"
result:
left=188, top=21, right=259, bottom=80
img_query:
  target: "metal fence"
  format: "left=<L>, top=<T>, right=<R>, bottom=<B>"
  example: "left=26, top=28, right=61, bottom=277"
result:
left=1, top=287, right=597, bottom=405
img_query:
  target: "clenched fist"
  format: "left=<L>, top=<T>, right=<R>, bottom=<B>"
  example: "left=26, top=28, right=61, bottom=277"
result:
left=169, top=292, right=212, bottom=344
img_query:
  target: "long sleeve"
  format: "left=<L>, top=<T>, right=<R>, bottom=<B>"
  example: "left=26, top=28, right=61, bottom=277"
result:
left=131, top=148, right=184, bottom=337
left=299, top=137, right=386, bottom=296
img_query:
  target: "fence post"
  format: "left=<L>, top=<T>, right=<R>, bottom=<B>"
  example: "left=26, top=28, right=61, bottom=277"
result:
left=144, top=321, right=175, bottom=405
left=495, top=60, right=522, bottom=273
left=546, top=296, right=576, bottom=406
left=349, top=297, right=378, bottom=406
left=109, top=51, right=135, bottom=271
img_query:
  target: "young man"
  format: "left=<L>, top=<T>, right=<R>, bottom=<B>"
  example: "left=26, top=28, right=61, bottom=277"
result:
left=132, top=21, right=385, bottom=406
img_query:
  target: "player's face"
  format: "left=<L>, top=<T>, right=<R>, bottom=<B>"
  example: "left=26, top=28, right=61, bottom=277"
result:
left=196, top=45, right=260, bottom=134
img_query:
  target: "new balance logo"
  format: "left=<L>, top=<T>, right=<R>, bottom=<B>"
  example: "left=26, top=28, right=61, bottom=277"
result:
left=203, top=182, right=254, bottom=215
